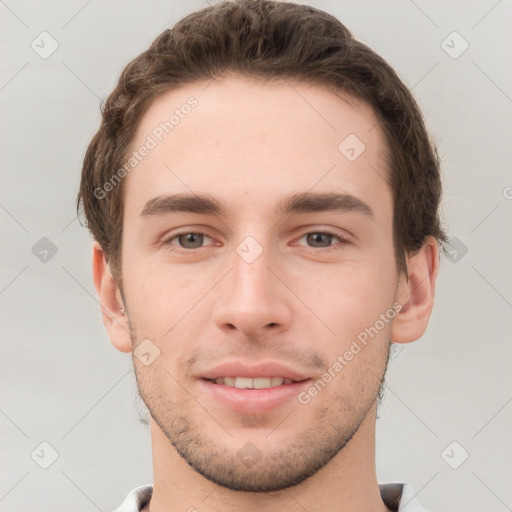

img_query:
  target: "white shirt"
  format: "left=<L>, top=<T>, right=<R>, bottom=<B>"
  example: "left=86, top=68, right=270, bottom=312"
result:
left=114, top=483, right=428, bottom=511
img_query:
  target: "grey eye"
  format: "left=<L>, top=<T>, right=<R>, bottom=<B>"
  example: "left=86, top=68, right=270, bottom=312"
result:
left=305, top=232, right=334, bottom=247
left=177, top=233, right=205, bottom=249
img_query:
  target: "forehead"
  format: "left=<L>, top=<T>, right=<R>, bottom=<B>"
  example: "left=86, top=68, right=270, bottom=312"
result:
left=123, top=75, right=390, bottom=218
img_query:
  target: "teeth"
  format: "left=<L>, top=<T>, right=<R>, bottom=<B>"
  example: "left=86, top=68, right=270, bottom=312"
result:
left=271, top=377, right=286, bottom=387
left=223, top=376, right=235, bottom=386
left=213, top=377, right=294, bottom=389
left=234, top=377, right=254, bottom=389
left=254, top=377, right=273, bottom=389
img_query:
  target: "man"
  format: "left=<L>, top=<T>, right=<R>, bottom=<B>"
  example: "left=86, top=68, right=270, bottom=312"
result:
left=78, top=1, right=446, bottom=510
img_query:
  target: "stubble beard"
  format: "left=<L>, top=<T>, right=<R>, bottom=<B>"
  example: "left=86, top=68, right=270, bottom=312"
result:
left=129, top=319, right=390, bottom=492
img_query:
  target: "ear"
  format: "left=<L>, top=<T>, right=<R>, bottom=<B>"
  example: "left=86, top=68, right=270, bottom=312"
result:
left=92, top=242, right=132, bottom=353
left=391, top=236, right=440, bottom=344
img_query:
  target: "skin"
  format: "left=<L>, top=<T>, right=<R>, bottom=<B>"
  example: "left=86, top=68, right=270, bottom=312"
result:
left=93, top=75, right=439, bottom=512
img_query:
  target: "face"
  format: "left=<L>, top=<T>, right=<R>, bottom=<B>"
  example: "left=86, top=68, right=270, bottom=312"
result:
left=118, top=75, right=401, bottom=491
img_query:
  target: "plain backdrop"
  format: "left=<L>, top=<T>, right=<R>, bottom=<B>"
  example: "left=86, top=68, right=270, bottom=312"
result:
left=1, top=1, right=511, bottom=511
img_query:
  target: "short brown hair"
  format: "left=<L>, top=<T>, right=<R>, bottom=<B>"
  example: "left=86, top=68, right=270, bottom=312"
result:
left=78, top=0, right=446, bottom=279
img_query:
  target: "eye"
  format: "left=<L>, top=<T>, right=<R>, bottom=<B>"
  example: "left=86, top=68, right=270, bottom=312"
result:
left=296, top=230, right=350, bottom=250
left=164, top=232, right=212, bottom=250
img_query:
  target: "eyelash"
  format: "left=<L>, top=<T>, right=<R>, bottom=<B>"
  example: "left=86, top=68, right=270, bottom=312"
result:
left=161, top=230, right=350, bottom=252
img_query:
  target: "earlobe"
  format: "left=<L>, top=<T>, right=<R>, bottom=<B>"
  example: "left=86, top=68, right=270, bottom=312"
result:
left=92, top=242, right=132, bottom=353
left=391, top=236, right=440, bottom=344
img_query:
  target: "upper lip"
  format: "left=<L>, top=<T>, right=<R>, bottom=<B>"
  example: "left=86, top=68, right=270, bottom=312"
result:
left=199, top=361, right=311, bottom=381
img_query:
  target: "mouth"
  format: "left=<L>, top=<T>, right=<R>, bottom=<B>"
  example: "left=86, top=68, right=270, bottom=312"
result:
left=199, top=376, right=312, bottom=414
left=205, top=376, right=300, bottom=388
left=197, top=360, right=313, bottom=414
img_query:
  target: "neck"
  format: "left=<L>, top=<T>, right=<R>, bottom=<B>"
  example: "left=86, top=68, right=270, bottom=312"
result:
left=145, top=403, right=389, bottom=512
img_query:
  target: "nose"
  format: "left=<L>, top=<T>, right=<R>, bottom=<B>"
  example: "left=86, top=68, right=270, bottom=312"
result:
left=212, top=244, right=293, bottom=338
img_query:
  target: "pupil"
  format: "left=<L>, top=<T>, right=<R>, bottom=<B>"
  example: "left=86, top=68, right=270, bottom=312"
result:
left=307, top=233, right=332, bottom=247
left=180, top=233, right=203, bottom=248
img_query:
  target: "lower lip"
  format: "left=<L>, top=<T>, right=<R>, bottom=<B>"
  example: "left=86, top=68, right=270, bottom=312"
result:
left=199, top=378, right=311, bottom=414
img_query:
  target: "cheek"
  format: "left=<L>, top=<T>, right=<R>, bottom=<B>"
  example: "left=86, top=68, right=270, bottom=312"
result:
left=122, top=255, right=206, bottom=328
left=292, top=259, right=397, bottom=342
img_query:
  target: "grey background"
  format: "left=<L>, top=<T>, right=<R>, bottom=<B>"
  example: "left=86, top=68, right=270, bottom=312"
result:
left=1, top=0, right=511, bottom=510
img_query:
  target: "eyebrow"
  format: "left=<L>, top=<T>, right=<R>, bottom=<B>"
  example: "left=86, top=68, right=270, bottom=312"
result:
left=140, top=192, right=374, bottom=219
